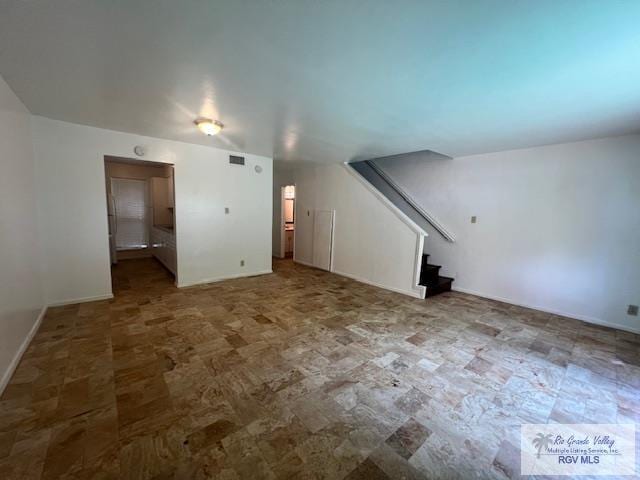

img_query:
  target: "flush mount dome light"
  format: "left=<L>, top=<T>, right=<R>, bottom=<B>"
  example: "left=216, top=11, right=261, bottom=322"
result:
left=195, top=118, right=223, bottom=136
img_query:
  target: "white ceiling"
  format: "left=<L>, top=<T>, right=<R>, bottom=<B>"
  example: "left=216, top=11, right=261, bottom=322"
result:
left=1, top=1, right=639, bottom=163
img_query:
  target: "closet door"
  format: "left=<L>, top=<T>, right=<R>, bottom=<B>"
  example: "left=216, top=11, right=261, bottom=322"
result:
left=312, top=210, right=334, bottom=271
left=111, top=178, right=148, bottom=250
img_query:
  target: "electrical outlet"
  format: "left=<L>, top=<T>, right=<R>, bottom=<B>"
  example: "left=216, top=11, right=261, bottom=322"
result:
left=225, top=207, right=229, bottom=214
left=628, top=305, right=638, bottom=316
left=240, top=260, right=245, bottom=267
left=471, top=216, right=477, bottom=223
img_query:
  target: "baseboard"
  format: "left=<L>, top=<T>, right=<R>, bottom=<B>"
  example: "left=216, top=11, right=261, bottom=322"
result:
left=293, top=258, right=425, bottom=299
left=293, top=258, right=316, bottom=269
left=451, top=286, right=640, bottom=335
left=332, top=269, right=425, bottom=299
left=0, top=305, right=47, bottom=395
left=178, top=270, right=273, bottom=288
left=47, top=293, right=114, bottom=307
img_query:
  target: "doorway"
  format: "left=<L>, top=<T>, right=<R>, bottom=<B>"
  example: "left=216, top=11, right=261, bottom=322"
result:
left=281, top=185, right=295, bottom=258
left=104, top=156, right=177, bottom=287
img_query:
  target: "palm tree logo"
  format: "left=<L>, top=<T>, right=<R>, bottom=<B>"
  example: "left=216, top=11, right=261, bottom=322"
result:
left=532, top=433, right=553, bottom=459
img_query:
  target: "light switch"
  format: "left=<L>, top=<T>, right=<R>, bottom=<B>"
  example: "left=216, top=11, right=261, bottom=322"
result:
left=471, top=216, right=477, bottom=223
left=225, top=207, right=229, bottom=214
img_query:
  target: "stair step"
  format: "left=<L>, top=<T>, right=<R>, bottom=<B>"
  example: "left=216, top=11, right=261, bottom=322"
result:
left=419, top=263, right=441, bottom=285
left=420, top=252, right=453, bottom=298
left=425, top=276, right=454, bottom=298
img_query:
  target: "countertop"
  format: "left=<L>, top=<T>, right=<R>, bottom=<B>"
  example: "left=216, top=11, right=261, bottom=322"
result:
left=154, top=225, right=174, bottom=234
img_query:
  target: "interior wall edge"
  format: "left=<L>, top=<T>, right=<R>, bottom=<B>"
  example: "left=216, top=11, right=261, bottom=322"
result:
left=0, top=72, right=47, bottom=396
left=0, top=305, right=47, bottom=396
left=46, top=293, right=115, bottom=308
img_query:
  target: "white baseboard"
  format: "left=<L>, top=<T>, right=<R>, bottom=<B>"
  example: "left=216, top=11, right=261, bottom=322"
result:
left=293, top=258, right=316, bottom=269
left=178, top=270, right=272, bottom=288
left=293, top=258, right=425, bottom=299
left=452, top=286, right=640, bottom=335
left=332, top=269, right=425, bottom=299
left=47, top=293, right=114, bottom=307
left=0, top=305, right=47, bottom=395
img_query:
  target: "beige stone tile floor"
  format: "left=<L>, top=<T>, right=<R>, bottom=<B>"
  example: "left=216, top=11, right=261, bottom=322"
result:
left=0, top=257, right=638, bottom=479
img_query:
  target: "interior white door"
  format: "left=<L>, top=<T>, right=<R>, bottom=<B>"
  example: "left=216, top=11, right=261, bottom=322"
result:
left=312, top=210, right=334, bottom=271
left=111, top=178, right=148, bottom=250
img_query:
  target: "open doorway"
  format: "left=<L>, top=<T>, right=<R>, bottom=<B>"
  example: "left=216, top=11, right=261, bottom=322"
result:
left=281, top=185, right=295, bottom=258
left=104, top=156, right=176, bottom=289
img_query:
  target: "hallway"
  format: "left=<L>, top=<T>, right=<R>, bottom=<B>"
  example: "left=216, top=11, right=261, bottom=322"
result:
left=0, top=258, right=638, bottom=479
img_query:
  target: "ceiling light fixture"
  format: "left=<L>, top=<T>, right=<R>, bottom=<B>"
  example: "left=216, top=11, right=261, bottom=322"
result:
left=195, top=118, right=224, bottom=136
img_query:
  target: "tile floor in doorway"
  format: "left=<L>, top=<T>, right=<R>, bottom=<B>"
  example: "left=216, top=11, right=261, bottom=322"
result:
left=0, top=258, right=638, bottom=479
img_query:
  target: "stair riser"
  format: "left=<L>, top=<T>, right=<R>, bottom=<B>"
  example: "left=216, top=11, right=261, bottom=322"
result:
left=421, top=252, right=454, bottom=298
left=420, top=268, right=440, bottom=285
left=425, top=280, right=453, bottom=297
left=419, top=263, right=441, bottom=285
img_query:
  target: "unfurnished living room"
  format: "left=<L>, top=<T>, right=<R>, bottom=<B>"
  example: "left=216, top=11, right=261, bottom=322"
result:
left=0, top=1, right=639, bottom=479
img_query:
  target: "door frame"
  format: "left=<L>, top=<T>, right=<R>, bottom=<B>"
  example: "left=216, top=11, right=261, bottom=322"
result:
left=280, top=185, right=296, bottom=259
left=103, top=156, right=178, bottom=289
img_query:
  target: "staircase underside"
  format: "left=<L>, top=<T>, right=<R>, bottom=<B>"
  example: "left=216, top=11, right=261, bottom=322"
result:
left=347, top=161, right=454, bottom=299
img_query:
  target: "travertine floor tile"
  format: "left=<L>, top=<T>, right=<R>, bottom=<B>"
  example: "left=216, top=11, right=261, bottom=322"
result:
left=0, top=257, right=638, bottom=479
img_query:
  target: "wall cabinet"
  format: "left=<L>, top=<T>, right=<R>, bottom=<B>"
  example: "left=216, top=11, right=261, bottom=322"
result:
left=149, top=170, right=176, bottom=275
left=167, top=170, right=174, bottom=208
left=150, top=176, right=173, bottom=227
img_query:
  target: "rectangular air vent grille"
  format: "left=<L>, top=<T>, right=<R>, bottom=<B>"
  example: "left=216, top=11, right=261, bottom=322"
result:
left=229, top=155, right=245, bottom=165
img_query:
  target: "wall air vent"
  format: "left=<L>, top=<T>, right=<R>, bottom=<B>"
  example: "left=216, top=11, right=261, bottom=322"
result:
left=229, top=155, right=245, bottom=166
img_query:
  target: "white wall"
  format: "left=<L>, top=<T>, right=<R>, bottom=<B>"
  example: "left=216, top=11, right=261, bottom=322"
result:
left=0, top=75, right=44, bottom=390
left=272, top=162, right=295, bottom=257
left=376, top=135, right=640, bottom=333
left=293, top=163, right=425, bottom=298
left=32, top=117, right=272, bottom=304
